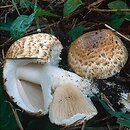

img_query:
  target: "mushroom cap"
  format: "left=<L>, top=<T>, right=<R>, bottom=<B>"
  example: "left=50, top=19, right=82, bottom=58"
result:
left=6, top=33, right=63, bottom=65
left=49, top=83, right=97, bottom=126
left=68, top=29, right=128, bottom=79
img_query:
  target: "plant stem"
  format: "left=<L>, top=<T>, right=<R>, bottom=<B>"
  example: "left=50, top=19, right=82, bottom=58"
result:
left=6, top=101, right=24, bottom=130
left=12, top=0, right=20, bottom=16
left=105, top=24, right=130, bottom=42
left=0, top=5, right=13, bottom=9
left=89, top=8, right=130, bottom=12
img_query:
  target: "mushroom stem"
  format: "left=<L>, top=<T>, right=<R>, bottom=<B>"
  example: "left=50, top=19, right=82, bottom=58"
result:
left=16, top=63, right=82, bottom=86
left=16, top=64, right=42, bottom=84
left=16, top=63, right=95, bottom=91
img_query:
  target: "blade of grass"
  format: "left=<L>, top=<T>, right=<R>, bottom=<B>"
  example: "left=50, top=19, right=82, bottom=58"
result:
left=117, top=119, right=130, bottom=128
left=6, top=101, right=24, bottom=130
left=12, top=0, right=20, bottom=16
left=34, top=0, right=38, bottom=12
left=99, top=98, right=130, bottom=120
left=35, top=16, right=41, bottom=32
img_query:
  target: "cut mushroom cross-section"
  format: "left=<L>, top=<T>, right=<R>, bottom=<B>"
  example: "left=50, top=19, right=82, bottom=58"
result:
left=14, top=62, right=98, bottom=115
left=3, top=33, right=98, bottom=117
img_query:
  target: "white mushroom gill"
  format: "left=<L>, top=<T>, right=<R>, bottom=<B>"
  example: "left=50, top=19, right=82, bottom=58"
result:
left=49, top=83, right=97, bottom=126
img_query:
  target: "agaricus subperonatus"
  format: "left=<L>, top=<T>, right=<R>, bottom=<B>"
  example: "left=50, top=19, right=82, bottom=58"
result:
left=68, top=29, right=128, bottom=79
left=3, top=33, right=98, bottom=125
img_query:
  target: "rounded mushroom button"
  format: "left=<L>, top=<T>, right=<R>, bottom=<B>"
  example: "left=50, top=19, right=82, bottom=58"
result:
left=68, top=29, right=128, bottom=79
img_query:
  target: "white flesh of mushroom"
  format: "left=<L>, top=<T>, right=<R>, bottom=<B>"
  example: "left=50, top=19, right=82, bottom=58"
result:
left=4, top=59, right=45, bottom=114
left=15, top=62, right=98, bottom=115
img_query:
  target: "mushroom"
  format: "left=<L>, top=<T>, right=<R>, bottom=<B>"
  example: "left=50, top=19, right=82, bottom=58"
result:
left=49, top=83, right=97, bottom=126
left=3, top=33, right=98, bottom=118
left=68, top=29, right=128, bottom=79
left=3, top=33, right=63, bottom=115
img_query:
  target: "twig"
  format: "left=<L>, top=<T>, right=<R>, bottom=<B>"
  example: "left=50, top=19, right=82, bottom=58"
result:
left=0, top=57, right=3, bottom=65
left=105, top=24, right=130, bottom=42
left=2, top=49, right=5, bottom=60
left=0, top=5, right=13, bottom=9
left=107, top=122, right=112, bottom=130
left=87, top=0, right=130, bottom=12
left=89, top=8, right=130, bottom=12
left=27, top=2, right=87, bottom=34
left=0, top=37, right=13, bottom=47
left=6, top=101, right=24, bottom=130
left=101, top=93, right=115, bottom=111
left=0, top=49, right=5, bottom=65
left=27, top=20, right=61, bottom=34
left=81, top=120, right=87, bottom=130
left=87, top=0, right=105, bottom=9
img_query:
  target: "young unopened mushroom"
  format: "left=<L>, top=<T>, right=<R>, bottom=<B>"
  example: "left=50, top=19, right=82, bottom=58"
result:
left=49, top=83, right=97, bottom=126
left=68, top=29, right=128, bottom=79
left=3, top=33, right=98, bottom=116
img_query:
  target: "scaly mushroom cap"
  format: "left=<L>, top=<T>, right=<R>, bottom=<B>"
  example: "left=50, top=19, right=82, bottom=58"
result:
left=68, top=29, right=128, bottom=79
left=6, top=33, right=63, bottom=65
left=49, top=83, right=97, bottom=126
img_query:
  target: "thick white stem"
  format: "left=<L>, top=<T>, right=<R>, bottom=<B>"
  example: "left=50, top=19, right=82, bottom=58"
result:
left=16, top=63, right=98, bottom=97
left=16, top=64, right=42, bottom=84
left=40, top=65, right=98, bottom=97
left=41, top=65, right=83, bottom=90
left=16, top=63, right=83, bottom=89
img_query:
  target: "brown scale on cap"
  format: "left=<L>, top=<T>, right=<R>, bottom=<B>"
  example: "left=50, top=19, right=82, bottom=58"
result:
left=6, top=33, right=62, bottom=64
left=68, top=29, right=128, bottom=79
